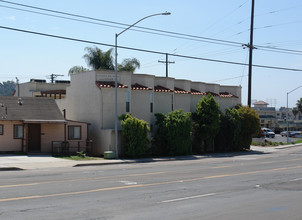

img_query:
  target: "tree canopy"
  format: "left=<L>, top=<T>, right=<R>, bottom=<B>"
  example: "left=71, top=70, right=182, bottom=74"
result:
left=68, top=66, right=90, bottom=75
left=68, top=46, right=140, bottom=74
left=83, top=47, right=114, bottom=70
left=192, top=94, right=220, bottom=152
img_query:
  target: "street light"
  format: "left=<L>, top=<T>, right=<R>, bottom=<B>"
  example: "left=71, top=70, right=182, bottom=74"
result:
left=114, top=12, right=171, bottom=158
left=286, top=85, right=302, bottom=143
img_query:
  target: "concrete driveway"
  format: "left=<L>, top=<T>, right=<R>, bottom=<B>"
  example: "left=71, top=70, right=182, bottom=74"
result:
left=0, top=154, right=78, bottom=170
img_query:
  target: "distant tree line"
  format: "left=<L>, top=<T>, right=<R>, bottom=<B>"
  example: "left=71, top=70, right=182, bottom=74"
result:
left=0, top=80, right=16, bottom=96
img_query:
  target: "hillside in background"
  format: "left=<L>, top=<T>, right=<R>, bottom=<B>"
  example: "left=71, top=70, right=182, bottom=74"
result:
left=0, top=81, right=16, bottom=96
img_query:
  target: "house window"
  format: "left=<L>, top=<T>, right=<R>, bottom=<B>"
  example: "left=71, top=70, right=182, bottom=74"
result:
left=150, top=92, right=154, bottom=113
left=68, top=126, right=81, bottom=140
left=0, top=124, right=3, bottom=135
left=14, top=125, right=23, bottom=139
left=126, top=90, right=130, bottom=113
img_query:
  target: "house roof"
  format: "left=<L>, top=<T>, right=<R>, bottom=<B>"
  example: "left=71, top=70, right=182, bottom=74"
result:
left=0, top=96, right=65, bottom=121
left=96, top=81, right=128, bottom=89
left=253, top=100, right=269, bottom=105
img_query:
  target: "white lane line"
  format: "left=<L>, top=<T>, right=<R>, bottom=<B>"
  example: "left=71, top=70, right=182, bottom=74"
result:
left=119, top=181, right=138, bottom=185
left=161, top=193, right=217, bottom=203
left=290, top=177, right=302, bottom=182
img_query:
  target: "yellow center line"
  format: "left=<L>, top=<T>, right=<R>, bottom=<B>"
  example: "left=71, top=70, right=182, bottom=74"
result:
left=0, top=171, right=166, bottom=188
left=1, top=165, right=302, bottom=203
left=1, top=157, right=302, bottom=189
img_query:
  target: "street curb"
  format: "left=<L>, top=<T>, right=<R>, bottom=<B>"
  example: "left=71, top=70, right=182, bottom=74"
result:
left=275, top=143, right=302, bottom=149
left=73, top=157, right=183, bottom=167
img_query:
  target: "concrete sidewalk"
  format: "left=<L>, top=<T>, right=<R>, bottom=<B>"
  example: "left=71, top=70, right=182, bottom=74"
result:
left=0, top=144, right=301, bottom=171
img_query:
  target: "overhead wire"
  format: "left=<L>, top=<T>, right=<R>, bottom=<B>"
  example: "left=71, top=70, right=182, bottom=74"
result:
left=1, top=25, right=302, bottom=73
left=0, top=0, right=244, bottom=47
left=1, top=0, right=301, bottom=56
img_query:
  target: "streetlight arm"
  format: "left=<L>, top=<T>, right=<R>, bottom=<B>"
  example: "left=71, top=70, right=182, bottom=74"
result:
left=288, top=85, right=302, bottom=95
left=117, top=12, right=171, bottom=37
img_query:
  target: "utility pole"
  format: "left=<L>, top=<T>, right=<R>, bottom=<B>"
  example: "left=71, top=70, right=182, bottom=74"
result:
left=158, top=53, right=175, bottom=77
left=247, top=0, right=255, bottom=107
left=49, top=74, right=64, bottom=83
left=15, top=77, right=20, bottom=97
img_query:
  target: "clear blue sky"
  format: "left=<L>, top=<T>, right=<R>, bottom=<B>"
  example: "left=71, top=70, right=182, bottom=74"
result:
left=1, top=0, right=301, bottom=108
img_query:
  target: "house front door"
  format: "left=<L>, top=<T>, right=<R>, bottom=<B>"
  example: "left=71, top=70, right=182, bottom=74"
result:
left=28, top=124, right=41, bottom=152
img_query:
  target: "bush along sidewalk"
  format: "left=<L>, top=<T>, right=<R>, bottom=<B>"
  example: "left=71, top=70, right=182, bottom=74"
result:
left=118, top=96, right=261, bottom=158
left=152, top=110, right=192, bottom=156
left=119, top=114, right=150, bottom=158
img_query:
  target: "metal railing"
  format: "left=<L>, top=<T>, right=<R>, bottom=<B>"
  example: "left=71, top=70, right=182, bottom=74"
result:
left=51, top=140, right=93, bottom=156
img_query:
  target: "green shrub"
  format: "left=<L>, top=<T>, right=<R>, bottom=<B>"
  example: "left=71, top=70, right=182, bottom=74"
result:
left=192, top=94, right=220, bottom=153
left=215, top=108, right=241, bottom=152
left=153, top=110, right=192, bottom=156
left=237, top=106, right=261, bottom=150
left=119, top=114, right=150, bottom=158
left=152, top=113, right=169, bottom=156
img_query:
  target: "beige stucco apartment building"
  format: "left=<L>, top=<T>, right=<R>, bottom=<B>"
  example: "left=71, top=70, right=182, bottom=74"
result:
left=56, top=70, right=241, bottom=156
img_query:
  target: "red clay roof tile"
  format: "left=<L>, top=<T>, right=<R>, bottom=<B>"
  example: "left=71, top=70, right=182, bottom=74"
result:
left=96, top=81, right=128, bottom=89
left=219, top=92, right=238, bottom=98
left=131, top=83, right=152, bottom=90
left=154, top=85, right=173, bottom=93
left=191, top=89, right=207, bottom=95
left=174, top=87, right=191, bottom=94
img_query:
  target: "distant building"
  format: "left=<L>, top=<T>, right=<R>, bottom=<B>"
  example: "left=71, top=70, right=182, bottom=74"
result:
left=56, top=70, right=241, bottom=156
left=253, top=100, right=302, bottom=132
left=252, top=100, right=277, bottom=129
left=14, top=79, right=70, bottom=99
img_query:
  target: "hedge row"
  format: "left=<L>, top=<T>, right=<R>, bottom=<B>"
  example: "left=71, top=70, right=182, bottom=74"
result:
left=119, top=94, right=260, bottom=158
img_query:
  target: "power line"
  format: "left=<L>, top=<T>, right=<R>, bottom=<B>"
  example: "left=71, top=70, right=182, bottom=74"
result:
left=0, top=0, right=243, bottom=46
left=2, top=25, right=301, bottom=73
left=1, top=0, right=301, bottom=56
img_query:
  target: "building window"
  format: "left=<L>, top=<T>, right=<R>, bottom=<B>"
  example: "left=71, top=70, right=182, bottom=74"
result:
left=150, top=92, right=154, bottom=113
left=68, top=126, right=81, bottom=140
left=126, top=90, right=130, bottom=113
left=14, top=125, right=23, bottom=139
left=0, top=124, right=3, bottom=135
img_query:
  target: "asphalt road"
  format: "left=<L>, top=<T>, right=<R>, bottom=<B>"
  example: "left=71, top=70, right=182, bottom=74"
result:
left=1, top=147, right=302, bottom=220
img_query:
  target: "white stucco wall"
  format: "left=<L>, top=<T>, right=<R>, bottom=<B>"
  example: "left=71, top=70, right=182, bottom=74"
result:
left=58, top=70, right=242, bottom=156
left=131, top=90, right=153, bottom=124
left=174, top=94, right=191, bottom=113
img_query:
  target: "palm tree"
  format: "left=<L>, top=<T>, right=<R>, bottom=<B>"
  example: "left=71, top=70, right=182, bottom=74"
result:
left=292, top=107, right=299, bottom=120
left=83, top=47, right=114, bottom=70
left=68, top=65, right=90, bottom=75
left=118, top=58, right=140, bottom=72
left=68, top=47, right=140, bottom=74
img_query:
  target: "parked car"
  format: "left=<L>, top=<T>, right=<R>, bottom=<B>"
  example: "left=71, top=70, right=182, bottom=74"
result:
left=289, top=131, right=302, bottom=138
left=281, top=131, right=290, bottom=137
left=261, top=128, right=275, bottom=138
